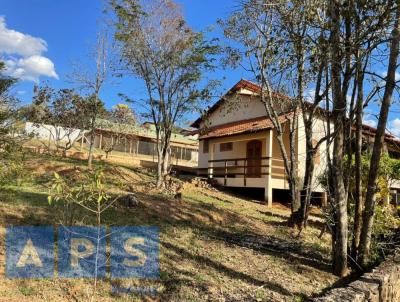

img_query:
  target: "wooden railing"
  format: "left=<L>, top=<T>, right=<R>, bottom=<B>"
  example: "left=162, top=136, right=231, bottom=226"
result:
left=197, top=157, right=286, bottom=186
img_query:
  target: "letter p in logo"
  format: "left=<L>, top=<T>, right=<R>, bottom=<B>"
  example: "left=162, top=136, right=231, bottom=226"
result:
left=58, top=227, right=106, bottom=278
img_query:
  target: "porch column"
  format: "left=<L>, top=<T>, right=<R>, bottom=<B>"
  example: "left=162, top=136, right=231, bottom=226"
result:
left=80, top=133, right=85, bottom=151
left=265, top=129, right=273, bottom=207
left=99, top=133, right=103, bottom=149
left=321, top=192, right=328, bottom=207
left=208, top=142, right=215, bottom=179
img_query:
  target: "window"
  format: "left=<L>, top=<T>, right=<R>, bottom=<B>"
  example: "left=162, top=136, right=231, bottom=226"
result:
left=220, top=142, right=233, bottom=152
left=203, top=139, right=209, bottom=154
left=312, top=139, right=320, bottom=164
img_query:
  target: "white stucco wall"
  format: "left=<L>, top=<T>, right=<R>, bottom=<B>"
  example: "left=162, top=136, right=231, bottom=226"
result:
left=25, top=122, right=84, bottom=143
left=296, top=114, right=334, bottom=192
left=200, top=91, right=267, bottom=128
left=197, top=90, right=335, bottom=193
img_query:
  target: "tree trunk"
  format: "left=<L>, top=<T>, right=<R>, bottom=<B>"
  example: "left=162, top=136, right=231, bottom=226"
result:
left=156, top=140, right=164, bottom=188
left=359, top=2, right=400, bottom=266
left=88, top=128, right=96, bottom=169
left=330, top=0, right=348, bottom=277
left=351, top=55, right=364, bottom=260
left=300, top=122, right=316, bottom=229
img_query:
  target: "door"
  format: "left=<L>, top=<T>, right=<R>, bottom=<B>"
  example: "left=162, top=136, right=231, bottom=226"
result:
left=246, top=140, right=262, bottom=177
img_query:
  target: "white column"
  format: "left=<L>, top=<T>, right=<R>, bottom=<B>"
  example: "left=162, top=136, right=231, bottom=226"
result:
left=208, top=141, right=214, bottom=179
left=80, top=134, right=84, bottom=151
left=265, top=130, right=273, bottom=207
left=99, top=133, right=103, bottom=149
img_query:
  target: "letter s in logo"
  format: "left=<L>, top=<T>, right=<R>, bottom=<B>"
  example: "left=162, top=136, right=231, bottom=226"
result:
left=122, top=237, right=147, bottom=267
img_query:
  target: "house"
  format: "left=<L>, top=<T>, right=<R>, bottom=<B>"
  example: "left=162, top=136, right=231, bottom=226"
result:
left=25, top=120, right=199, bottom=166
left=191, top=79, right=400, bottom=206
left=85, top=120, right=199, bottom=166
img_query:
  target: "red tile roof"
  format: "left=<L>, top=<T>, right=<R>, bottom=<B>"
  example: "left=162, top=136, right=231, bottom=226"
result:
left=191, top=79, right=297, bottom=128
left=196, top=114, right=292, bottom=139
left=190, top=79, right=400, bottom=145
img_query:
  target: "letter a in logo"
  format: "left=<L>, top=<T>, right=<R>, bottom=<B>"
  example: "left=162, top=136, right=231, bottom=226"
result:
left=6, top=226, right=54, bottom=278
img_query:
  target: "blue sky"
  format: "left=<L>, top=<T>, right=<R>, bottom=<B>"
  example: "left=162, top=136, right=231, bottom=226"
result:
left=1, top=0, right=399, bottom=134
left=0, top=0, right=247, bottom=126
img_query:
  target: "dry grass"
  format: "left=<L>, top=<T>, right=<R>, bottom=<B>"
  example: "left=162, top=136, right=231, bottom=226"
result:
left=0, top=153, right=337, bottom=301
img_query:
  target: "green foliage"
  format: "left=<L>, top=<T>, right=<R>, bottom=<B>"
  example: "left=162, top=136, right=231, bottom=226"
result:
left=0, top=156, right=25, bottom=185
left=0, top=61, right=26, bottom=186
left=23, top=86, right=107, bottom=154
left=26, top=86, right=93, bottom=130
left=111, top=0, right=221, bottom=186
left=0, top=62, right=19, bottom=152
left=111, top=0, right=220, bottom=124
left=48, top=169, right=114, bottom=224
left=345, top=153, right=400, bottom=259
left=49, top=169, right=108, bottom=206
left=331, top=153, right=400, bottom=205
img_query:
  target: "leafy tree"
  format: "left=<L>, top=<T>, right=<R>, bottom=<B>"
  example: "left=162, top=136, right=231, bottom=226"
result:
left=220, top=0, right=400, bottom=275
left=111, top=0, right=219, bottom=188
left=0, top=61, right=24, bottom=184
left=48, top=169, right=119, bottom=301
left=26, top=86, right=92, bottom=156
left=0, top=61, right=19, bottom=152
left=100, top=103, right=136, bottom=158
left=68, top=31, right=113, bottom=169
left=346, top=153, right=400, bottom=263
left=359, top=2, right=400, bottom=266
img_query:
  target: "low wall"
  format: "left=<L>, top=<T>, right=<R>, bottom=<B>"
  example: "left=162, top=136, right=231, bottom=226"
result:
left=313, top=253, right=400, bottom=302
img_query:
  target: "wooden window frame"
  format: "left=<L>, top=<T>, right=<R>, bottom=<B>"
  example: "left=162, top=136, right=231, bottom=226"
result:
left=312, top=139, right=321, bottom=164
left=220, top=142, right=233, bottom=152
left=203, top=139, right=209, bottom=154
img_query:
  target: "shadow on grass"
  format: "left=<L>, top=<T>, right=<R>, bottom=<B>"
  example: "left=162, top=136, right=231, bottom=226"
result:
left=0, top=168, right=333, bottom=299
left=128, top=192, right=333, bottom=275
left=0, top=187, right=48, bottom=206
left=162, top=240, right=300, bottom=298
left=258, top=209, right=326, bottom=230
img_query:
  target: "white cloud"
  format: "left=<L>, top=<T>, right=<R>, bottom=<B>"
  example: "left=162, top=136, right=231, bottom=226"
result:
left=5, top=56, right=58, bottom=82
left=0, top=16, right=57, bottom=82
left=0, top=16, right=47, bottom=57
left=363, top=119, right=377, bottom=128
left=388, top=118, right=400, bottom=138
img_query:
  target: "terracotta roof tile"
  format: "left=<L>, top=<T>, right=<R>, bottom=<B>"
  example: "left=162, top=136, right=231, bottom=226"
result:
left=196, top=114, right=291, bottom=139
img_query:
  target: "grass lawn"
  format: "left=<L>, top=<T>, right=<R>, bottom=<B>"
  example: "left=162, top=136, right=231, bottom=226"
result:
left=0, top=153, right=337, bottom=301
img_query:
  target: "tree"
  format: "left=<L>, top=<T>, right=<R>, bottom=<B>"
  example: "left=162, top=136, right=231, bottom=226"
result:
left=325, top=0, right=398, bottom=274
left=221, top=0, right=399, bottom=276
left=99, top=103, right=136, bottom=158
left=48, top=169, right=119, bottom=302
left=219, top=0, right=331, bottom=229
left=0, top=61, right=25, bottom=184
left=359, top=1, right=400, bottom=265
left=111, top=0, right=219, bottom=188
left=26, top=86, right=90, bottom=156
left=0, top=61, right=19, bottom=153
left=68, top=31, right=113, bottom=168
